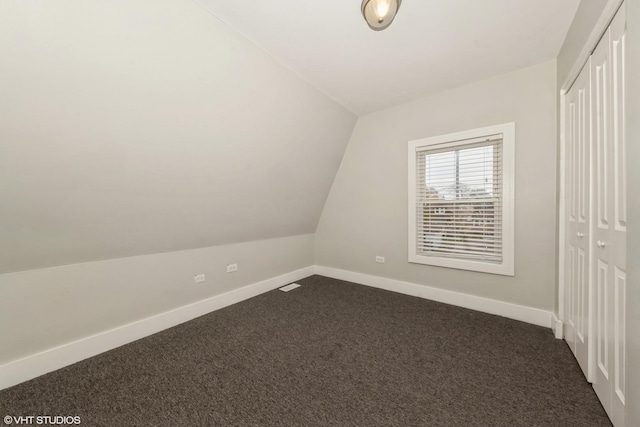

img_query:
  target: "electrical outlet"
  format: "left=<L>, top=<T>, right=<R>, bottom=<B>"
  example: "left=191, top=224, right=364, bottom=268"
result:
left=375, top=256, right=385, bottom=264
left=194, top=274, right=206, bottom=283
left=226, top=263, right=238, bottom=273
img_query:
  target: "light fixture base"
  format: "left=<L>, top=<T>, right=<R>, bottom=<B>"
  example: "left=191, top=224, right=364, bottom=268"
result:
left=361, top=0, right=402, bottom=31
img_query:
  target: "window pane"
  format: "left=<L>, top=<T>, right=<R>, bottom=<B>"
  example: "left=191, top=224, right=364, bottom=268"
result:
left=418, top=141, right=502, bottom=262
left=424, top=145, right=496, bottom=200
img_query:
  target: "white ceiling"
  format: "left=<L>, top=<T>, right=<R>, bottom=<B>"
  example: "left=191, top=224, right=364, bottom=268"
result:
left=194, top=0, right=580, bottom=115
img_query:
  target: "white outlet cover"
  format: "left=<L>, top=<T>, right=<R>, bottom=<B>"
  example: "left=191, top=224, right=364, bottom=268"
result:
left=194, top=274, right=206, bottom=283
left=279, top=283, right=301, bottom=292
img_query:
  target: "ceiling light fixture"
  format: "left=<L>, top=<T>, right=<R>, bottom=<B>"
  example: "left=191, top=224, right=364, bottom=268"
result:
left=361, top=0, right=402, bottom=31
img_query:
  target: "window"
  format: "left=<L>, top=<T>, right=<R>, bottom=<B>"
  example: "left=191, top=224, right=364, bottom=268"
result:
left=408, top=123, right=515, bottom=276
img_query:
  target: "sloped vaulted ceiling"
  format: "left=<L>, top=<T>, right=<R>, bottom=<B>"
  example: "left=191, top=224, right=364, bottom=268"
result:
left=196, top=0, right=581, bottom=115
left=0, top=0, right=357, bottom=273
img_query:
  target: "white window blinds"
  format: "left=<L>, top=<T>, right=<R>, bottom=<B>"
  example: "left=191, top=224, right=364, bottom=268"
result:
left=415, top=136, right=503, bottom=263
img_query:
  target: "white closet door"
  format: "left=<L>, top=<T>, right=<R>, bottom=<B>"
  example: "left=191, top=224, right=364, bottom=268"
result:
left=592, top=4, right=626, bottom=425
left=591, top=23, right=613, bottom=416
left=564, top=61, right=591, bottom=380
left=609, top=5, right=626, bottom=426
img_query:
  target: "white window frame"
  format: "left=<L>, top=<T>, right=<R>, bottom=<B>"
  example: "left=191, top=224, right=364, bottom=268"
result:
left=408, top=122, right=515, bottom=276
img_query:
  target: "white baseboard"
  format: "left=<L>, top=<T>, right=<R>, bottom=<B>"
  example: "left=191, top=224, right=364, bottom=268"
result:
left=552, top=314, right=564, bottom=339
left=0, top=265, right=556, bottom=391
left=0, top=266, right=314, bottom=391
left=315, top=266, right=553, bottom=329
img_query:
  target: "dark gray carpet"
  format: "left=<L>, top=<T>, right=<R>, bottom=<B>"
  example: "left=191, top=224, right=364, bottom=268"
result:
left=1, top=275, right=611, bottom=426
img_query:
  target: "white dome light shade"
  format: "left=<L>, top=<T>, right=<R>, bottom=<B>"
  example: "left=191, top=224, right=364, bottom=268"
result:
left=361, top=0, right=402, bottom=31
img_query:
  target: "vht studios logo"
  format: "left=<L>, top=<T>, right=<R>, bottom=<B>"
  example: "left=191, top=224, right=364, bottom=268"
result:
left=3, top=415, right=81, bottom=425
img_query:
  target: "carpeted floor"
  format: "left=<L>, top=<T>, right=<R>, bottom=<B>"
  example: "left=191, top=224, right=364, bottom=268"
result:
left=0, top=275, right=611, bottom=426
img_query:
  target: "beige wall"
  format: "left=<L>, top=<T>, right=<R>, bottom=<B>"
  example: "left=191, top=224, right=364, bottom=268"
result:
left=557, top=0, right=610, bottom=87
left=626, top=0, right=639, bottom=424
left=315, top=61, right=557, bottom=311
left=0, top=0, right=356, bottom=274
left=0, top=234, right=314, bottom=365
left=0, top=0, right=355, bottom=370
